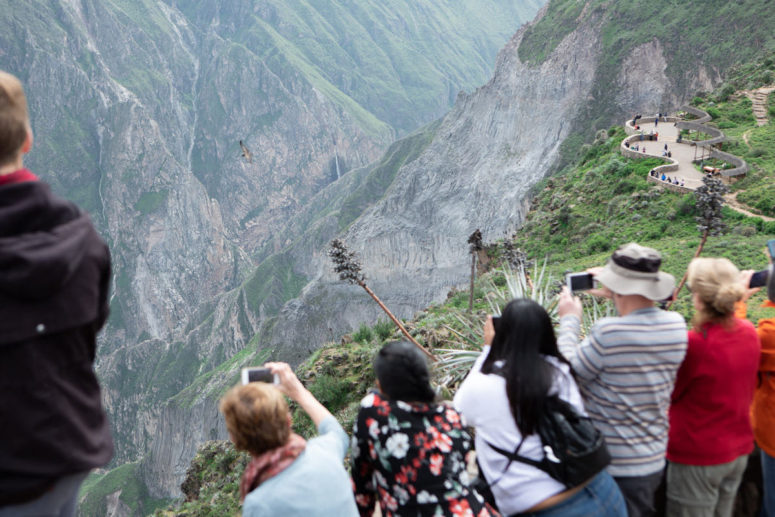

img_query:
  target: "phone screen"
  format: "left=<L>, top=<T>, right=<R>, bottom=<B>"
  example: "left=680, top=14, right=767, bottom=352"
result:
left=768, top=239, right=775, bottom=260
left=241, top=367, right=275, bottom=385
left=567, top=273, right=594, bottom=292
left=750, top=269, right=769, bottom=288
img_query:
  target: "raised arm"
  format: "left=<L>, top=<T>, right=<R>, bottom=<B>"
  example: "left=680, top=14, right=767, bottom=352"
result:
left=265, top=362, right=330, bottom=427
left=557, top=287, right=605, bottom=381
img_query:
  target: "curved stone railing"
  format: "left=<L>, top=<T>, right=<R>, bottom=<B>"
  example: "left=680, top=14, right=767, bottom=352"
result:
left=624, top=114, right=677, bottom=135
left=680, top=105, right=712, bottom=124
left=677, top=105, right=747, bottom=176
left=646, top=175, right=692, bottom=193
left=674, top=120, right=726, bottom=147
left=620, top=134, right=679, bottom=177
left=707, top=148, right=749, bottom=177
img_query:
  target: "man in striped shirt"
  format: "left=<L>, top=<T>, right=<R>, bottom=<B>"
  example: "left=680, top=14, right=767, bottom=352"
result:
left=558, top=243, right=687, bottom=517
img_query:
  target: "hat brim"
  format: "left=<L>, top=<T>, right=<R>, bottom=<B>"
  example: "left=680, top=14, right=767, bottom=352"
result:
left=596, top=265, right=675, bottom=301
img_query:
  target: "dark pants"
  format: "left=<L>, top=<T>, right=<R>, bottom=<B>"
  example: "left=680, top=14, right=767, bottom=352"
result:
left=614, top=469, right=665, bottom=517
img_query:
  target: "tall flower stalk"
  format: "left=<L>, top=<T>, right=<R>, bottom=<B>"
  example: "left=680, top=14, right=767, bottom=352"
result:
left=328, top=239, right=435, bottom=361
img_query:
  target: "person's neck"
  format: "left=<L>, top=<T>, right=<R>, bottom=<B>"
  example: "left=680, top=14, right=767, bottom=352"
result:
left=615, top=294, right=654, bottom=316
left=0, top=156, right=24, bottom=176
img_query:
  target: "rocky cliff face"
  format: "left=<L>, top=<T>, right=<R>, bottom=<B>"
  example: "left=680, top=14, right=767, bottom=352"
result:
left=1, top=0, right=546, bottom=507
left=137, top=0, right=775, bottom=499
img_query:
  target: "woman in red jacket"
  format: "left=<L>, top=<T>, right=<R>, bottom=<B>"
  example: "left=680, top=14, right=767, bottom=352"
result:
left=666, top=257, right=761, bottom=517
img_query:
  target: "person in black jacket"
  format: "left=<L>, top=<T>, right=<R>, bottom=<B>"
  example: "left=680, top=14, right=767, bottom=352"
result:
left=0, top=70, right=113, bottom=516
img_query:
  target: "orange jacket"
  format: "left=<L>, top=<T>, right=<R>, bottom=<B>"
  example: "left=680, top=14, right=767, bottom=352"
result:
left=738, top=300, right=775, bottom=456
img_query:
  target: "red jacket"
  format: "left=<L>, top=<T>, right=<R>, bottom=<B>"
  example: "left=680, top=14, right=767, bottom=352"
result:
left=667, top=317, right=760, bottom=465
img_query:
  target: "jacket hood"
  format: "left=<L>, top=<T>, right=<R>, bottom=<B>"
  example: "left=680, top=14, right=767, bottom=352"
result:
left=0, top=215, right=93, bottom=299
left=0, top=182, right=90, bottom=300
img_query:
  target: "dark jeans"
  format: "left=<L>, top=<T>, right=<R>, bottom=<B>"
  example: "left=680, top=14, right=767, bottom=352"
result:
left=516, top=471, right=627, bottom=517
left=763, top=450, right=775, bottom=517
left=0, top=471, right=89, bottom=517
left=614, top=469, right=665, bottom=517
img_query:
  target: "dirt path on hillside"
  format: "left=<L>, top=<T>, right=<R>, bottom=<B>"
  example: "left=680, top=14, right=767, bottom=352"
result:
left=725, top=192, right=775, bottom=221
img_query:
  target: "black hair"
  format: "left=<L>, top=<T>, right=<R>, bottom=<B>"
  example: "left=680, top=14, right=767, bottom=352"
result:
left=374, top=340, right=436, bottom=403
left=480, top=298, right=572, bottom=436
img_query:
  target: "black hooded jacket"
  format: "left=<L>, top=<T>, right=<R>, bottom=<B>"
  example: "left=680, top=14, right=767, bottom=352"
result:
left=0, top=180, right=114, bottom=504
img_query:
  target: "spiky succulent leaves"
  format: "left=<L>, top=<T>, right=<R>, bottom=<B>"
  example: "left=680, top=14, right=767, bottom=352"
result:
left=328, top=239, right=364, bottom=285
left=467, top=229, right=483, bottom=254
left=695, top=176, right=728, bottom=237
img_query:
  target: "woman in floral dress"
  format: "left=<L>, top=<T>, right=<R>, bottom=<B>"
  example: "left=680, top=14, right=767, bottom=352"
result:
left=351, top=340, right=498, bottom=517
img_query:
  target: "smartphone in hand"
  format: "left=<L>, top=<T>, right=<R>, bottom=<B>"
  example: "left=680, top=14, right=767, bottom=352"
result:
left=566, top=272, right=595, bottom=293
left=241, top=367, right=279, bottom=385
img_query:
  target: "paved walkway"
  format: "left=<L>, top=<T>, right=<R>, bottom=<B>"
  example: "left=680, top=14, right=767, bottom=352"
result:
left=622, top=111, right=774, bottom=221
left=629, top=119, right=707, bottom=189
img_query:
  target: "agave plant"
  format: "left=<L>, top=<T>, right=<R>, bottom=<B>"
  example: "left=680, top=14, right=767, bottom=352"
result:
left=434, top=260, right=612, bottom=389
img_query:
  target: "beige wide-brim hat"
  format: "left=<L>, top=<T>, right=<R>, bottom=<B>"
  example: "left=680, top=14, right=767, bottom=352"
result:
left=596, top=243, right=675, bottom=301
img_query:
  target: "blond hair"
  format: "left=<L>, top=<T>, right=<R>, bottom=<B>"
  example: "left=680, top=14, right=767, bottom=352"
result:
left=687, top=257, right=744, bottom=328
left=220, top=383, right=290, bottom=456
left=0, top=71, right=29, bottom=166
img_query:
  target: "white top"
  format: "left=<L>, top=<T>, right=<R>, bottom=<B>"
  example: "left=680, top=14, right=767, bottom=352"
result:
left=453, top=346, right=585, bottom=515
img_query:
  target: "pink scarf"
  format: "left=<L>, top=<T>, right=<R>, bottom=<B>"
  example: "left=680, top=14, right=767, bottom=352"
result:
left=240, top=433, right=307, bottom=502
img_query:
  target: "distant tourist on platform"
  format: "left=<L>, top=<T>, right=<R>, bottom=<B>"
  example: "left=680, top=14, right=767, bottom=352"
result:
left=661, top=173, right=666, bottom=181
left=680, top=178, right=685, bottom=187
left=655, top=117, right=659, bottom=127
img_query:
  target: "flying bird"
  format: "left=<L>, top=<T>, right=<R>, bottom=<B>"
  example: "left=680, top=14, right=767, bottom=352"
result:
left=239, top=140, right=253, bottom=163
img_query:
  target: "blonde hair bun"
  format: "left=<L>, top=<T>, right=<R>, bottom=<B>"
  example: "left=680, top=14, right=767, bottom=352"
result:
left=712, top=282, right=744, bottom=315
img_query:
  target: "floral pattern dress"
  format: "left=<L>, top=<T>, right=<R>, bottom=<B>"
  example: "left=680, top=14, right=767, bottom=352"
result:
left=351, top=391, right=498, bottom=517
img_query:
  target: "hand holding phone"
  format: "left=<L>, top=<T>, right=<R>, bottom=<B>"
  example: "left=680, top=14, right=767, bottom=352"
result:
left=241, top=367, right=279, bottom=385
left=749, top=269, right=769, bottom=288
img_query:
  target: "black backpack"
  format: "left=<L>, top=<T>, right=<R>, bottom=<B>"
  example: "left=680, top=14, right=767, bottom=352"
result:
left=486, top=395, right=611, bottom=489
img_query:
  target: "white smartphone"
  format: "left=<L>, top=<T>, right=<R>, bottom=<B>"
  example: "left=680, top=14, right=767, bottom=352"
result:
left=240, top=367, right=279, bottom=385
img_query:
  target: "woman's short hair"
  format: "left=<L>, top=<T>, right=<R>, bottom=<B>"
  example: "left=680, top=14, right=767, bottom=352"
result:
left=220, top=383, right=290, bottom=456
left=374, top=340, right=436, bottom=403
left=687, top=257, right=744, bottom=327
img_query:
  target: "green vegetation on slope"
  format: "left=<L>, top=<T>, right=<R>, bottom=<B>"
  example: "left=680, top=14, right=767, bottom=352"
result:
left=79, top=463, right=169, bottom=516
left=684, top=52, right=775, bottom=217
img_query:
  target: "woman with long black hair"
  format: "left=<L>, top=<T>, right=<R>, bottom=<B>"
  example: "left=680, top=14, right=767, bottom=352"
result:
left=454, top=298, right=626, bottom=516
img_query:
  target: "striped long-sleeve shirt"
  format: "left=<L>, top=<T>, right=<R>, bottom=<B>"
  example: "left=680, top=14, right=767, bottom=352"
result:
left=558, top=307, right=687, bottom=477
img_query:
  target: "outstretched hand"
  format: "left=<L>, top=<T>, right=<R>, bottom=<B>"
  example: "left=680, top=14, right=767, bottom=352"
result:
left=265, top=362, right=305, bottom=402
left=739, top=270, right=761, bottom=302
left=585, top=267, right=614, bottom=299
left=558, top=286, right=583, bottom=319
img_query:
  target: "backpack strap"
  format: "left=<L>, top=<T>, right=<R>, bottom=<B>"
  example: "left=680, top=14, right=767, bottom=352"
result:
left=484, top=438, right=557, bottom=479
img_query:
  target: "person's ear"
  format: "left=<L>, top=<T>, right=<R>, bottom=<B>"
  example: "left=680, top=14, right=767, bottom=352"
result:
left=22, top=127, right=33, bottom=154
